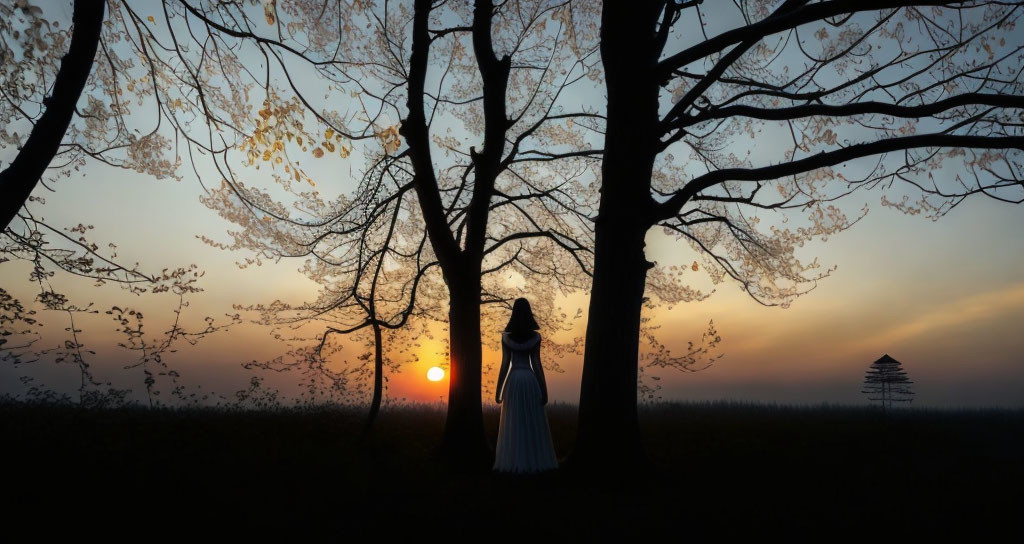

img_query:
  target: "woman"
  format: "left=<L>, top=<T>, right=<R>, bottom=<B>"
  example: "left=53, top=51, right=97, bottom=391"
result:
left=492, top=297, right=559, bottom=474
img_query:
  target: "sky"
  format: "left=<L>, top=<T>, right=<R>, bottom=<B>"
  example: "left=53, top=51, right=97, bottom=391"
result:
left=3, top=153, right=1021, bottom=409
left=1, top=1, right=1022, bottom=409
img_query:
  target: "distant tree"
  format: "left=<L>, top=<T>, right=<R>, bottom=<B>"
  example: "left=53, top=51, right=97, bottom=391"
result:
left=862, top=354, right=914, bottom=413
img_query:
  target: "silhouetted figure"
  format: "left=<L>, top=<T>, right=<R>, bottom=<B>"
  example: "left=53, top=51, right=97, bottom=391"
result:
left=492, top=298, right=559, bottom=474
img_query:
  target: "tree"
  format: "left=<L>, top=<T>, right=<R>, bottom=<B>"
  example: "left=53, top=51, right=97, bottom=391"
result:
left=1, top=0, right=107, bottom=379
left=1, top=0, right=233, bottom=405
left=2, top=0, right=193, bottom=232
left=862, top=353, right=914, bottom=412
left=565, top=0, right=1024, bottom=474
left=143, top=0, right=606, bottom=470
left=0, top=0, right=104, bottom=231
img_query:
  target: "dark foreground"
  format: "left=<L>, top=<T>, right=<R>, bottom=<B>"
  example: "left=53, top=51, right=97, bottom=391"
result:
left=3, top=400, right=1022, bottom=540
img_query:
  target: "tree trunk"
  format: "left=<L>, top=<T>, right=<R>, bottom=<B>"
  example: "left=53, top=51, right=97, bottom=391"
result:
left=433, top=267, right=493, bottom=473
left=564, top=1, right=663, bottom=477
left=403, top=0, right=506, bottom=473
left=0, top=0, right=105, bottom=231
left=359, top=321, right=384, bottom=441
left=567, top=218, right=656, bottom=476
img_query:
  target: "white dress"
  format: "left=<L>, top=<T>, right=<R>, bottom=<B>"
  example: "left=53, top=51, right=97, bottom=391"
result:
left=492, top=331, right=559, bottom=474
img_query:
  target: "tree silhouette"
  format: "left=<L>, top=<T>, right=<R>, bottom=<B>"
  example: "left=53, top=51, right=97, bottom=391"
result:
left=0, top=0, right=104, bottom=231
left=134, top=0, right=608, bottom=470
left=2, top=0, right=197, bottom=237
left=0, top=1, right=236, bottom=406
left=862, top=354, right=914, bottom=413
left=150, top=3, right=727, bottom=464
left=565, top=0, right=1024, bottom=475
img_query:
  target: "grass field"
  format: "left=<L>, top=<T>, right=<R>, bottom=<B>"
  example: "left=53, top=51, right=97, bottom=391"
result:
left=4, top=399, right=1021, bottom=540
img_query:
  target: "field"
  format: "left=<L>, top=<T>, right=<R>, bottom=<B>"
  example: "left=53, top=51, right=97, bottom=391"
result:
left=4, top=400, right=1022, bottom=540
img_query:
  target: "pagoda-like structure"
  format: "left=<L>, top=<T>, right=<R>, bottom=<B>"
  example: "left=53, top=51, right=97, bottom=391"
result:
left=862, top=354, right=915, bottom=412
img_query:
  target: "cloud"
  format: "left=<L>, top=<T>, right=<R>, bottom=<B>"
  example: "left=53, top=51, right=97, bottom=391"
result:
left=858, top=282, right=1024, bottom=347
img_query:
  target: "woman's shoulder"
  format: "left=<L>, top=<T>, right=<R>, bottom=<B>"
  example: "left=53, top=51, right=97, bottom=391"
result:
left=502, top=330, right=540, bottom=339
left=501, top=330, right=541, bottom=348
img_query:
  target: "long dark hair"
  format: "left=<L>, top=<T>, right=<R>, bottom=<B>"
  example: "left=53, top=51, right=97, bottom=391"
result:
left=504, top=297, right=540, bottom=342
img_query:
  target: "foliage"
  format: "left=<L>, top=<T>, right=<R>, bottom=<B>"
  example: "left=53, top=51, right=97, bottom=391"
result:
left=122, top=0, right=610, bottom=405
left=1, top=0, right=239, bottom=405
left=578, top=0, right=1024, bottom=424
left=646, top=0, right=1023, bottom=309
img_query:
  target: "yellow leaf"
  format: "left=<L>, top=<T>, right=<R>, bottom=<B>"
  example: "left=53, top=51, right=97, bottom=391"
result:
left=312, top=148, right=324, bottom=158
left=691, top=261, right=699, bottom=272
left=147, top=16, right=155, bottom=23
left=325, top=128, right=334, bottom=140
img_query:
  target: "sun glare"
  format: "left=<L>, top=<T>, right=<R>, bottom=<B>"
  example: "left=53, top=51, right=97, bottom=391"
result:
left=427, top=367, right=445, bottom=382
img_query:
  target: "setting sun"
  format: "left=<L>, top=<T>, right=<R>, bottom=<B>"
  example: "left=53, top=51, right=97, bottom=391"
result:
left=427, top=367, right=445, bottom=382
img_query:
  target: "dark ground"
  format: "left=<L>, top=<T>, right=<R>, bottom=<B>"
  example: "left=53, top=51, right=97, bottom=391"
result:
left=3, top=400, right=1022, bottom=540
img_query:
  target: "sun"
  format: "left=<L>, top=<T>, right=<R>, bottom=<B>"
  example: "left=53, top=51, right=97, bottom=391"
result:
left=427, top=366, right=445, bottom=382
